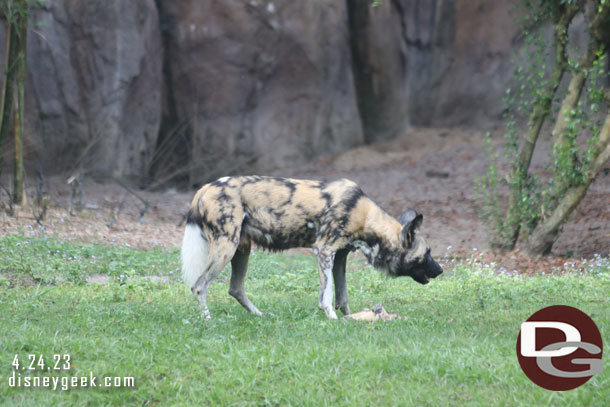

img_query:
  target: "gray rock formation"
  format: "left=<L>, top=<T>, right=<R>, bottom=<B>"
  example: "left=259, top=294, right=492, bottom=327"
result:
left=347, top=0, right=410, bottom=143
left=22, top=0, right=162, bottom=178
left=154, top=0, right=363, bottom=184
left=400, top=0, right=519, bottom=126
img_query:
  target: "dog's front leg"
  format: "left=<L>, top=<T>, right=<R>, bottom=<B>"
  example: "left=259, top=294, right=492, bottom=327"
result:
left=332, top=248, right=351, bottom=316
left=314, top=247, right=337, bottom=320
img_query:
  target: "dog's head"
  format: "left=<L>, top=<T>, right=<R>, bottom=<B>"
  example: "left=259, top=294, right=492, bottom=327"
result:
left=387, top=209, right=443, bottom=284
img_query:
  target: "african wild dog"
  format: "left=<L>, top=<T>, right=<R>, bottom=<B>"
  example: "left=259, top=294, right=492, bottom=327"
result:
left=181, top=176, right=443, bottom=320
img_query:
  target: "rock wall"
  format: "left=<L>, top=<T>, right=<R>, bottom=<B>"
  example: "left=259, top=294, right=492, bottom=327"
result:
left=154, top=0, right=363, bottom=184
left=347, top=0, right=410, bottom=143
left=343, top=0, right=520, bottom=130
left=24, top=0, right=162, bottom=178
left=0, top=0, right=523, bottom=182
left=400, top=0, right=520, bottom=126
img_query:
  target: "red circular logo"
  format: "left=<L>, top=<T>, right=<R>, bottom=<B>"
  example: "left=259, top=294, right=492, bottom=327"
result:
left=516, top=305, right=603, bottom=391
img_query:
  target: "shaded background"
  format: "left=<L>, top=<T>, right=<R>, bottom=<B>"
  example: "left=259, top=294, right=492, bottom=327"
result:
left=0, top=0, right=521, bottom=186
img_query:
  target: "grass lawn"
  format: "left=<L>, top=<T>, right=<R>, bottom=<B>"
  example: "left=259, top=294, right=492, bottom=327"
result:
left=0, top=235, right=608, bottom=406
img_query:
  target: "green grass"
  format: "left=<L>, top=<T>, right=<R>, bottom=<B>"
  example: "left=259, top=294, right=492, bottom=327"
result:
left=0, top=235, right=609, bottom=406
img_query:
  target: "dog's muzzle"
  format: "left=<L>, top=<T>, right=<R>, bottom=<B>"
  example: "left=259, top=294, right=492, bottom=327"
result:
left=415, top=255, right=443, bottom=285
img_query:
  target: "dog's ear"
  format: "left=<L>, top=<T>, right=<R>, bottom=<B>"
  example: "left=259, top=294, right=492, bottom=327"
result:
left=399, top=209, right=423, bottom=247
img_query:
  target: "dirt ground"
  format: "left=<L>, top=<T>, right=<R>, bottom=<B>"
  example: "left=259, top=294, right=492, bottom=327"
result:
left=1, top=128, right=608, bottom=274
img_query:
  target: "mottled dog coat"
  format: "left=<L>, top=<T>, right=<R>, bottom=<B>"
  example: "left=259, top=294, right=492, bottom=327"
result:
left=182, top=176, right=442, bottom=319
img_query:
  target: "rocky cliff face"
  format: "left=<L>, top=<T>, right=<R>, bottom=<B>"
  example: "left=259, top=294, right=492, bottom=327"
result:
left=0, top=0, right=521, bottom=183
left=402, top=0, right=519, bottom=126
left=347, top=0, right=410, bottom=143
left=154, top=0, right=363, bottom=184
left=24, top=0, right=162, bottom=178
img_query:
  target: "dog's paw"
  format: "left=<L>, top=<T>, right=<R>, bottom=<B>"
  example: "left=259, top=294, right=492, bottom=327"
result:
left=324, top=308, right=338, bottom=320
left=337, top=305, right=352, bottom=316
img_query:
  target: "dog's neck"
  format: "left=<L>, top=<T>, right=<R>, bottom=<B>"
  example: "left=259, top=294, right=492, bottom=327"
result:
left=358, top=198, right=403, bottom=253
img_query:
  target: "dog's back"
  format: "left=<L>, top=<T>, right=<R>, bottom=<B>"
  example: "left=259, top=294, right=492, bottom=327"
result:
left=186, top=175, right=369, bottom=251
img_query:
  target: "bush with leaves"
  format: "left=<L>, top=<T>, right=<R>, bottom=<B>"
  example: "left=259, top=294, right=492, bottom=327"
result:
left=476, top=0, right=610, bottom=255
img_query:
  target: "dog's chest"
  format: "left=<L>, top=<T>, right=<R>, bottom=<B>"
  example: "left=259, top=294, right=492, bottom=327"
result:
left=350, top=240, right=381, bottom=264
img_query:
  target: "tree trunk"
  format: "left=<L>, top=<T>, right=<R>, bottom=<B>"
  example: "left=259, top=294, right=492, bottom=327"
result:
left=0, top=3, right=18, bottom=179
left=525, top=2, right=610, bottom=255
left=551, top=4, right=610, bottom=146
left=518, top=6, right=578, bottom=172
left=551, top=48, right=597, bottom=146
left=12, top=0, right=28, bottom=205
left=502, top=7, right=577, bottom=251
left=526, top=111, right=610, bottom=255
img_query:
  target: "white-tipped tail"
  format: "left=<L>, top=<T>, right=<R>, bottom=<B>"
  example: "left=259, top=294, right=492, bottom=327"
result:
left=181, top=223, right=209, bottom=288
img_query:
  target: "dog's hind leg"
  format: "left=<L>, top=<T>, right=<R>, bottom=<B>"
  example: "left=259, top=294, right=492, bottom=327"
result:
left=191, top=238, right=237, bottom=320
left=332, top=248, right=351, bottom=316
left=229, top=240, right=262, bottom=316
left=314, top=247, right=338, bottom=319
